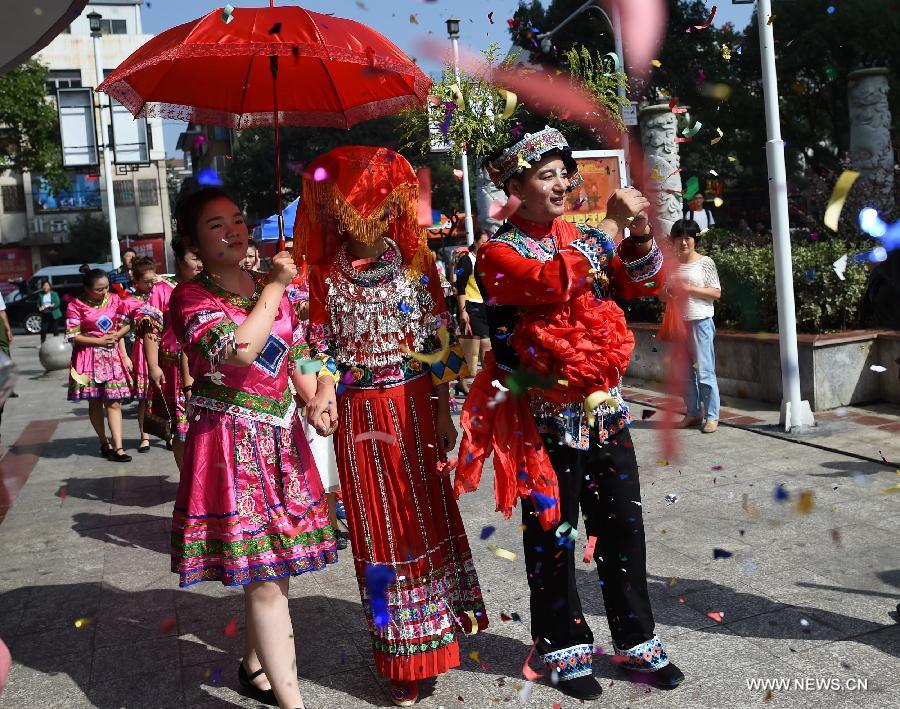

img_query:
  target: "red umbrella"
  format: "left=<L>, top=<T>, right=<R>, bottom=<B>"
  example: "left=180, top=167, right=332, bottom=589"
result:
left=98, top=2, right=430, bottom=248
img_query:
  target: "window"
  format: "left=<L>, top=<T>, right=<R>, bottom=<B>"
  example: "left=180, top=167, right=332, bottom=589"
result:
left=1, top=185, right=26, bottom=213
left=113, top=180, right=135, bottom=206
left=57, top=88, right=98, bottom=166
left=138, top=179, right=159, bottom=207
left=100, top=19, right=127, bottom=35
left=45, top=70, right=82, bottom=95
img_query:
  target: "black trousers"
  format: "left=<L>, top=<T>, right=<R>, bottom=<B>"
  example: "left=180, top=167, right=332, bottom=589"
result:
left=40, top=312, right=58, bottom=342
left=522, top=425, right=656, bottom=655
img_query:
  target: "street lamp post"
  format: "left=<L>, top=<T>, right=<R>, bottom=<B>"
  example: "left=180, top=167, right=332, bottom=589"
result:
left=87, top=11, right=122, bottom=269
left=756, top=0, right=813, bottom=430
left=446, top=18, right=475, bottom=246
left=536, top=0, right=631, bottom=181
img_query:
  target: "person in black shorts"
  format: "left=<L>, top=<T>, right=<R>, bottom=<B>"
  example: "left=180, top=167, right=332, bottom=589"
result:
left=455, top=230, right=491, bottom=393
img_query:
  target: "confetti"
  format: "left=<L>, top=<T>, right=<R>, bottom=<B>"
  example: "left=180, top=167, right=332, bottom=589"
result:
left=221, top=3, right=234, bottom=24
left=694, top=5, right=717, bottom=30
left=355, top=431, right=397, bottom=445
left=710, top=127, right=724, bottom=145
left=583, top=390, right=616, bottom=427
left=223, top=618, right=238, bottom=637
left=832, top=254, right=848, bottom=281
left=479, top=525, right=496, bottom=540
left=763, top=688, right=774, bottom=702
left=489, top=195, right=522, bottom=221
left=794, top=490, right=814, bottom=515
left=571, top=196, right=587, bottom=210
left=366, top=564, right=396, bottom=630
left=682, top=121, right=703, bottom=138
left=713, top=548, right=733, bottom=559
left=497, top=88, right=517, bottom=120
left=668, top=98, right=688, bottom=114
left=880, top=482, right=900, bottom=495
left=409, top=13, right=418, bottom=24
left=469, top=650, right=480, bottom=662
left=486, top=544, right=517, bottom=561
left=70, top=367, right=90, bottom=386
left=516, top=155, right=532, bottom=170
left=517, top=680, right=534, bottom=702
left=313, top=166, right=329, bottom=182
left=297, top=359, right=324, bottom=375
left=870, top=365, right=887, bottom=373
left=773, top=483, right=789, bottom=502
left=583, top=535, right=597, bottom=563
left=555, top=521, right=579, bottom=545
left=416, top=167, right=432, bottom=227
left=268, top=22, right=282, bottom=34
left=641, top=410, right=656, bottom=420
left=706, top=611, right=723, bottom=622
left=650, top=59, right=662, bottom=68
left=767, top=14, right=776, bottom=25
left=197, top=167, right=223, bottom=186
left=830, top=529, right=842, bottom=547
left=402, top=326, right=450, bottom=364
left=722, top=44, right=732, bottom=61
left=56, top=485, right=68, bottom=500
left=487, top=11, right=494, bottom=24
left=74, top=617, right=92, bottom=629
left=521, top=639, right=544, bottom=680
left=159, top=617, right=177, bottom=633
left=824, top=170, right=860, bottom=231
left=530, top=491, right=558, bottom=512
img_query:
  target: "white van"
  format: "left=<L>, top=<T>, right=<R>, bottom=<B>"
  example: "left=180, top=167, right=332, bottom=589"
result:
left=26, top=263, right=114, bottom=295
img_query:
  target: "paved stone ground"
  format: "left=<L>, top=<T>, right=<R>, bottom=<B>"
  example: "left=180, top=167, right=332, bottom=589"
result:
left=0, top=336, right=898, bottom=709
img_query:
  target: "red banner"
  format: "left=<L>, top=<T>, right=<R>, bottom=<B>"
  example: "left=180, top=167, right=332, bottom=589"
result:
left=0, top=247, right=33, bottom=282
left=126, top=239, right=166, bottom=269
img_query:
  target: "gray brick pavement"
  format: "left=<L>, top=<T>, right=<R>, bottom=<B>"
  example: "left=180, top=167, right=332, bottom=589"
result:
left=0, top=337, right=897, bottom=709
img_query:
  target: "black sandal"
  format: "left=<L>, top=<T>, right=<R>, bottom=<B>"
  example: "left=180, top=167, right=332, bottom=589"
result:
left=138, top=439, right=151, bottom=453
left=237, top=661, right=278, bottom=706
left=110, top=448, right=132, bottom=463
left=100, top=442, right=113, bottom=458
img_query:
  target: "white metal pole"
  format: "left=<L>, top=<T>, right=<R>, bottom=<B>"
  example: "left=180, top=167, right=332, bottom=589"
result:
left=450, top=35, right=476, bottom=246
left=757, top=0, right=812, bottom=430
left=92, top=32, right=121, bottom=269
left=609, top=1, right=630, bottom=183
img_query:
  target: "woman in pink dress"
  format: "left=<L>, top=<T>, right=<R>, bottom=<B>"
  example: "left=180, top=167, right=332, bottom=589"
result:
left=169, top=187, right=337, bottom=709
left=120, top=256, right=156, bottom=452
left=67, top=268, right=134, bottom=463
left=138, top=241, right=203, bottom=471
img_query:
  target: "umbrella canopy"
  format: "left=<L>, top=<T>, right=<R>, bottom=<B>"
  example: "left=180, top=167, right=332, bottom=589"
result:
left=254, top=197, right=300, bottom=241
left=97, top=4, right=430, bottom=130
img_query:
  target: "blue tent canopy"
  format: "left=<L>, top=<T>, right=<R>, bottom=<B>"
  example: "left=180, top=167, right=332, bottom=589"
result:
left=253, top=197, right=300, bottom=241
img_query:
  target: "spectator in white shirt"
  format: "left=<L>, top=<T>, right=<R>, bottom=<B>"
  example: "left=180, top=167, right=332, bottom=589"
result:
left=667, top=219, right=722, bottom=433
left=683, top=193, right=715, bottom=233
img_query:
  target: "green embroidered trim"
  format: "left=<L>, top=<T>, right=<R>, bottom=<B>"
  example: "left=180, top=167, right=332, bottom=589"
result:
left=372, top=631, right=456, bottom=656
left=197, top=320, right=238, bottom=360
left=289, top=343, right=309, bottom=361
left=196, top=271, right=265, bottom=311
left=194, top=380, right=293, bottom=416
left=176, top=524, right=334, bottom=560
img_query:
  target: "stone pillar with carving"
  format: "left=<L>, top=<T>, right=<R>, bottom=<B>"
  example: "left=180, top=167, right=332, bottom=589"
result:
left=475, top=161, right=506, bottom=233
left=639, top=103, right=684, bottom=236
left=848, top=68, right=894, bottom=213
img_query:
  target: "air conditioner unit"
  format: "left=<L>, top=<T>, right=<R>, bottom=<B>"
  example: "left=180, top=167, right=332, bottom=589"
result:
left=49, top=220, right=67, bottom=233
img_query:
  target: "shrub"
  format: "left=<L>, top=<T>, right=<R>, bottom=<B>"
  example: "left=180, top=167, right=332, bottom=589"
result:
left=622, top=232, right=870, bottom=334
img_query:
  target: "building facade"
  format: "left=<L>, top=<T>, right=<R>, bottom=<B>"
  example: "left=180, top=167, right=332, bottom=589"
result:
left=0, top=0, right=171, bottom=283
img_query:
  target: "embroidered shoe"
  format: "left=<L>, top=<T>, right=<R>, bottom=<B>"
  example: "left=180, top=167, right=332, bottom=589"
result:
left=388, top=680, right=419, bottom=707
left=613, top=635, right=685, bottom=689
left=555, top=673, right=603, bottom=700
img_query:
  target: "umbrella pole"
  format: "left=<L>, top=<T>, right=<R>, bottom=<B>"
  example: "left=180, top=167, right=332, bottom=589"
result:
left=270, top=55, right=285, bottom=253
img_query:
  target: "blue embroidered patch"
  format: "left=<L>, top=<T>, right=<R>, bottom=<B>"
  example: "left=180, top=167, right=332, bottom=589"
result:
left=96, top=315, right=113, bottom=333
left=253, top=334, right=289, bottom=377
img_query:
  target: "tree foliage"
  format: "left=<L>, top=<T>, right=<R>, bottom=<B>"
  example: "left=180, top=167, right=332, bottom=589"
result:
left=224, top=115, right=470, bottom=224
left=68, top=213, right=111, bottom=264
left=0, top=60, right=65, bottom=188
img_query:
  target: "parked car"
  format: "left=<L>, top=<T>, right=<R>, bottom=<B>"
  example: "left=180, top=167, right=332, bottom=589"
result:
left=6, top=263, right=112, bottom=335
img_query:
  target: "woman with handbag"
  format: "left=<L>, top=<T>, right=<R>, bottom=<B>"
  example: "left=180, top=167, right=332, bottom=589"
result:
left=138, top=241, right=203, bottom=471
left=666, top=219, right=722, bottom=433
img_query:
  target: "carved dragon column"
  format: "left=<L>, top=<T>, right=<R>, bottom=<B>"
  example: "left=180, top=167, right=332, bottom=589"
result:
left=848, top=68, right=894, bottom=213
left=639, top=103, right=683, bottom=236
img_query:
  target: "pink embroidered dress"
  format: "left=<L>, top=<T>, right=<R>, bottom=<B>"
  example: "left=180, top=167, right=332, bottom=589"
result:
left=121, top=291, right=151, bottom=399
left=66, top=292, right=134, bottom=400
left=135, top=277, right=189, bottom=440
left=169, top=271, right=338, bottom=587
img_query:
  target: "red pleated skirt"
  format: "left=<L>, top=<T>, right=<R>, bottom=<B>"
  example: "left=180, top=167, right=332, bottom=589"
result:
left=335, top=373, right=488, bottom=681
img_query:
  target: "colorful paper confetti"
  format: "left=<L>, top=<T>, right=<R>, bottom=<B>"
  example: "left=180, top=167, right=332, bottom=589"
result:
left=354, top=431, right=397, bottom=445
left=824, top=171, right=860, bottom=231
